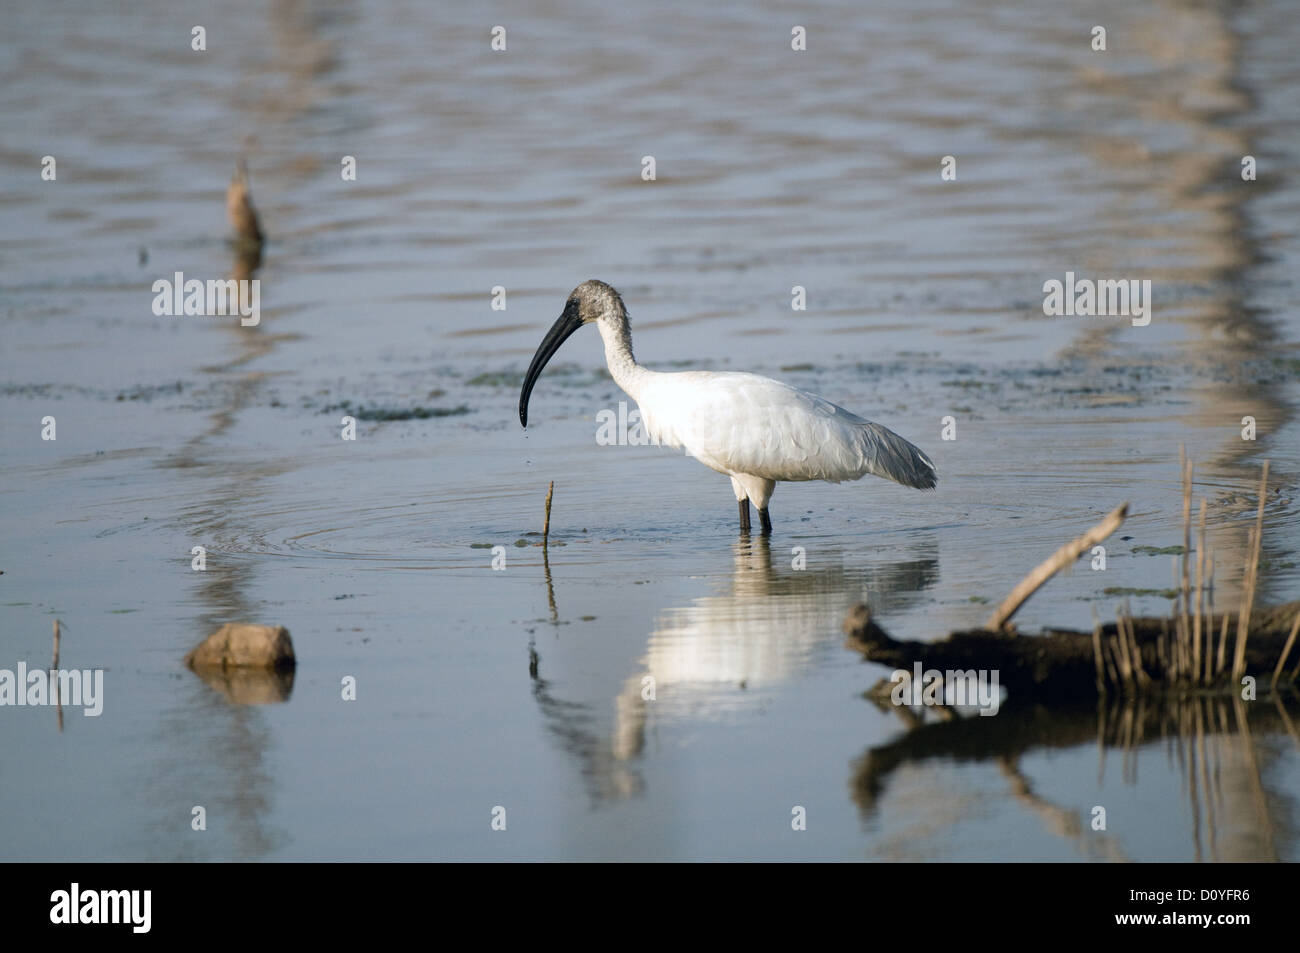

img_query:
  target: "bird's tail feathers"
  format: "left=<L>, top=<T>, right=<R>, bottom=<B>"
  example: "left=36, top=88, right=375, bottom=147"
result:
left=859, top=422, right=938, bottom=490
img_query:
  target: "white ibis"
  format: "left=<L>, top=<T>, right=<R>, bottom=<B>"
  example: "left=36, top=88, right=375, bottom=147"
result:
left=519, top=280, right=937, bottom=534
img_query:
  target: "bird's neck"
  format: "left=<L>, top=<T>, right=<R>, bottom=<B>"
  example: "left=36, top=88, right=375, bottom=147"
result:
left=597, top=310, right=647, bottom=400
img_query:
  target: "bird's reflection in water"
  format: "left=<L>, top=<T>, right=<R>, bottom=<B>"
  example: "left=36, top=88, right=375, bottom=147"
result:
left=529, top=534, right=939, bottom=805
left=853, top=693, right=1300, bottom=861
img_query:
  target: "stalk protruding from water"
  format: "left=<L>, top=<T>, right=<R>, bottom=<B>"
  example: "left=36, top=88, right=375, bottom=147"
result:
left=543, top=481, right=554, bottom=547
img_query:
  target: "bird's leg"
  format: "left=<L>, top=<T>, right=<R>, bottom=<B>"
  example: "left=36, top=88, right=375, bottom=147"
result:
left=738, top=498, right=751, bottom=533
left=758, top=507, right=772, bottom=535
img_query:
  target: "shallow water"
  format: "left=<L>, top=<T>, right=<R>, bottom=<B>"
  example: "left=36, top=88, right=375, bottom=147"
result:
left=2, top=0, right=1299, bottom=861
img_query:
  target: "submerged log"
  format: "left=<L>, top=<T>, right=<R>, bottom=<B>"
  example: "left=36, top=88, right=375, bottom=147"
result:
left=844, top=602, right=1300, bottom=701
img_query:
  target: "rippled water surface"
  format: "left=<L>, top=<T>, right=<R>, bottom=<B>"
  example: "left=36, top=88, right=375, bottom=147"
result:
left=2, top=0, right=1299, bottom=860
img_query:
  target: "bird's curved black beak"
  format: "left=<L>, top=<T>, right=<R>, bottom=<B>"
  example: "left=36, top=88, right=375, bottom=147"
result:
left=519, top=300, right=582, bottom=428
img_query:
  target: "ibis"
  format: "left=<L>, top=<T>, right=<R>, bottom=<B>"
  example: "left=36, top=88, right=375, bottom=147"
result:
left=519, top=280, right=937, bottom=534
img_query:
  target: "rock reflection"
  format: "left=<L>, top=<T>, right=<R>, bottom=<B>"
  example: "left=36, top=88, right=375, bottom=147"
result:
left=189, top=666, right=295, bottom=706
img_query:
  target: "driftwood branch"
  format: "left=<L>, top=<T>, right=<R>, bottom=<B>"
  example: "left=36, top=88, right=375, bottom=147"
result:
left=845, top=601, right=1300, bottom=702
left=857, top=461, right=1283, bottom=702
left=986, top=503, right=1128, bottom=632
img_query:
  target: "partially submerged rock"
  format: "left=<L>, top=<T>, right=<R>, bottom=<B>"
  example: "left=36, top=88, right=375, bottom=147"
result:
left=185, top=623, right=295, bottom=672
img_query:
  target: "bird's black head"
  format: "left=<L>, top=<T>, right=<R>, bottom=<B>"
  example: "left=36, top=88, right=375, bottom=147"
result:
left=518, top=280, right=623, bottom=428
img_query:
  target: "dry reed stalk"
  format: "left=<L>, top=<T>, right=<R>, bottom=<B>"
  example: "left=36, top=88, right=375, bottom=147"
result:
left=1193, top=499, right=1207, bottom=686
left=1216, top=613, right=1230, bottom=678
left=1269, top=610, right=1300, bottom=693
left=1232, top=462, right=1269, bottom=684
left=1103, top=632, right=1121, bottom=688
left=1113, top=637, right=1133, bottom=689
left=1203, top=548, right=1215, bottom=684
left=1092, top=622, right=1107, bottom=694
left=1180, top=452, right=1193, bottom=676
left=1112, top=607, right=1134, bottom=688
left=1121, top=606, right=1150, bottom=687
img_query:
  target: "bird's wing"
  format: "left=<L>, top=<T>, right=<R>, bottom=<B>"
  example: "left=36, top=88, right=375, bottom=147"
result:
left=639, top=372, right=936, bottom=488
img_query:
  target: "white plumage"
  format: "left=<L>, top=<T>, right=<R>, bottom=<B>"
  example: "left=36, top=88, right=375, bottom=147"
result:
left=638, top=370, right=934, bottom=484
left=520, top=280, right=937, bottom=533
